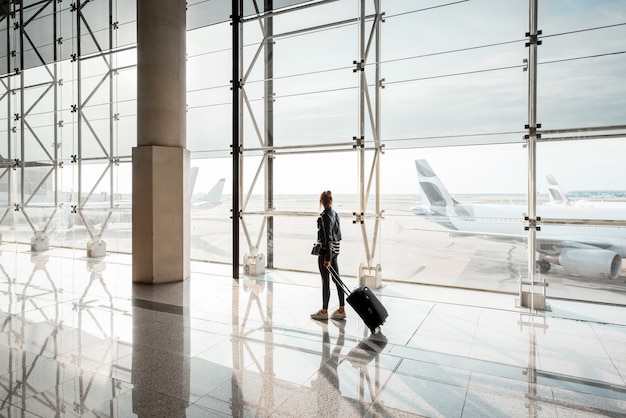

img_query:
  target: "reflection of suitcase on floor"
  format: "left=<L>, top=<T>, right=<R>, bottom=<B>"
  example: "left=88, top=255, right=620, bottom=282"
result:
left=347, top=332, right=388, bottom=368
left=328, top=266, right=388, bottom=333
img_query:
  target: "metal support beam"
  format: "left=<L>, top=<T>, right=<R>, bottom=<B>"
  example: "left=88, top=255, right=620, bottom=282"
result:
left=356, top=0, right=384, bottom=288
left=232, top=0, right=242, bottom=280
left=519, top=0, right=547, bottom=311
left=264, top=0, right=274, bottom=269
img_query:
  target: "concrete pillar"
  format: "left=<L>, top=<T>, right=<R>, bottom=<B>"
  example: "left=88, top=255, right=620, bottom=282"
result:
left=133, top=0, right=189, bottom=284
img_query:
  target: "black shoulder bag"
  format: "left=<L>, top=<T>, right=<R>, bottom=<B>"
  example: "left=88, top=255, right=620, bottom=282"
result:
left=311, top=213, right=326, bottom=256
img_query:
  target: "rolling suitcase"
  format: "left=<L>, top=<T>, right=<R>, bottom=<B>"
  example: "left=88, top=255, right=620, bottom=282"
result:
left=328, top=266, right=388, bottom=333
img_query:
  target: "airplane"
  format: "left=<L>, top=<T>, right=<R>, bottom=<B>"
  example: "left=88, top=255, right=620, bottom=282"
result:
left=75, top=168, right=224, bottom=210
left=545, top=174, right=569, bottom=205
left=409, top=200, right=433, bottom=216
left=191, top=177, right=225, bottom=209
left=412, top=159, right=625, bottom=280
left=546, top=174, right=626, bottom=209
left=47, top=169, right=224, bottom=231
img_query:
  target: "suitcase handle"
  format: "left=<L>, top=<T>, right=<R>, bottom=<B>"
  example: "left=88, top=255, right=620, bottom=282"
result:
left=326, top=265, right=351, bottom=296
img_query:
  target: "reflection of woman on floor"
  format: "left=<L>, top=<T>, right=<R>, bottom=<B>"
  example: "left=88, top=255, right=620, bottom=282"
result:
left=311, top=321, right=345, bottom=416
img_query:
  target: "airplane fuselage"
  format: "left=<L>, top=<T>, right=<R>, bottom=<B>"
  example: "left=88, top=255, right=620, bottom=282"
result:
left=437, top=203, right=626, bottom=257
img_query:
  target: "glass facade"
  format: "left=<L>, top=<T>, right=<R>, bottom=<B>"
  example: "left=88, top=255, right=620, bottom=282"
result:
left=1, top=0, right=625, bottom=304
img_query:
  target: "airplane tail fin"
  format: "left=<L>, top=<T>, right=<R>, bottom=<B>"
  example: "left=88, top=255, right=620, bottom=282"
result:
left=546, top=174, right=570, bottom=205
left=204, top=178, right=225, bottom=205
left=415, top=159, right=459, bottom=212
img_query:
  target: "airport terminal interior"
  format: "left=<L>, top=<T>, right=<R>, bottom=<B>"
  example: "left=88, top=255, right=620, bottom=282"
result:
left=1, top=0, right=626, bottom=417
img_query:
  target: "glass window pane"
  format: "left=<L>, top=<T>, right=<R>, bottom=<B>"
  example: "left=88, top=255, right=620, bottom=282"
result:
left=538, top=24, right=626, bottom=127
left=536, top=224, right=626, bottom=304
left=380, top=145, right=528, bottom=292
left=382, top=0, right=528, bottom=148
left=190, top=156, right=231, bottom=263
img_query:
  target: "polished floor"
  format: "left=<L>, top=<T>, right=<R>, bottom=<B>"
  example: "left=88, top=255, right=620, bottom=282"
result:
left=1, top=246, right=626, bottom=417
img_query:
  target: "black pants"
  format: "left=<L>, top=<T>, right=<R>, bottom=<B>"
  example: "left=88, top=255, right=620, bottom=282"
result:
left=318, top=253, right=345, bottom=310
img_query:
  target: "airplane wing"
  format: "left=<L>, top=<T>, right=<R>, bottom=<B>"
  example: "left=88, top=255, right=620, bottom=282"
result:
left=404, top=220, right=617, bottom=249
left=436, top=228, right=614, bottom=250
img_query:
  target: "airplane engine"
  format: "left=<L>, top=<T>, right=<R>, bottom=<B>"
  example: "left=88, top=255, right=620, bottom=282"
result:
left=546, top=249, right=622, bottom=280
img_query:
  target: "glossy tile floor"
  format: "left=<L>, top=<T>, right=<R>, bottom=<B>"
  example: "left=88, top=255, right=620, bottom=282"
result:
left=1, top=246, right=626, bottom=417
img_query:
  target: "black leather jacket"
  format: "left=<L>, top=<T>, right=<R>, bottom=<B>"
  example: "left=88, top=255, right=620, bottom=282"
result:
left=317, top=207, right=342, bottom=261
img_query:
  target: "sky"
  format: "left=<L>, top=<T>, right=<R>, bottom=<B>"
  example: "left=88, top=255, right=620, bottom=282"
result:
left=190, top=140, right=626, bottom=198
left=183, top=0, right=626, bottom=198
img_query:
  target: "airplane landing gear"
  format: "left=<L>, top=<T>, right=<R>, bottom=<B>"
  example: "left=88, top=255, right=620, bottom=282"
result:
left=536, top=260, right=551, bottom=274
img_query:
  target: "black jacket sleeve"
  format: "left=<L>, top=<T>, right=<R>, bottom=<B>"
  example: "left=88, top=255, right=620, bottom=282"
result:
left=318, top=209, right=341, bottom=261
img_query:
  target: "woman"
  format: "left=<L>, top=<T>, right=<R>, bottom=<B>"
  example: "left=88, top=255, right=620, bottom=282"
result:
left=311, top=190, right=346, bottom=321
